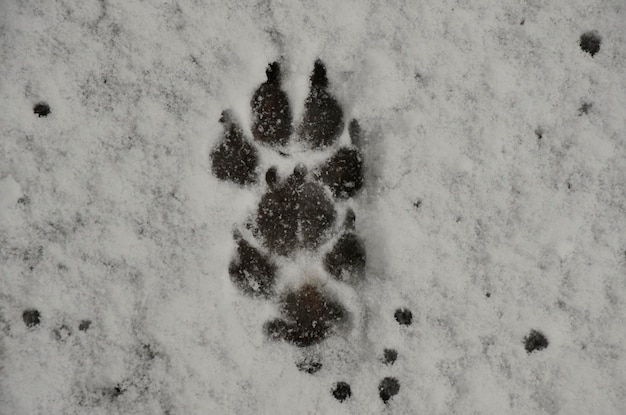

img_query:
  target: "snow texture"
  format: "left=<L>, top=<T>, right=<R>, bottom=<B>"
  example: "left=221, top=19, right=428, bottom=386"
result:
left=1, top=0, right=626, bottom=414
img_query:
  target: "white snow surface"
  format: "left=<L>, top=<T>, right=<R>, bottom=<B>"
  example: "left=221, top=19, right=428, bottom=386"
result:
left=1, top=0, right=626, bottom=414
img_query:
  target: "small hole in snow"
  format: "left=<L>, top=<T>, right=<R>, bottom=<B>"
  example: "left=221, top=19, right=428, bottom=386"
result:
left=382, top=348, right=398, bottom=365
left=524, top=329, right=549, bottom=353
left=580, top=31, right=601, bottom=56
left=296, top=358, right=322, bottom=374
left=332, top=381, right=351, bottom=402
left=379, top=377, right=400, bottom=404
left=22, top=309, right=41, bottom=328
left=33, top=102, right=51, bottom=117
left=79, top=320, right=92, bottom=331
left=394, top=308, right=413, bottom=326
left=578, top=102, right=592, bottom=116
left=54, top=324, right=71, bottom=341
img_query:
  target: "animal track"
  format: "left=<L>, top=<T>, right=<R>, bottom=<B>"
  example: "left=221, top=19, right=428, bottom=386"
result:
left=211, top=58, right=364, bottom=345
left=211, top=58, right=398, bottom=400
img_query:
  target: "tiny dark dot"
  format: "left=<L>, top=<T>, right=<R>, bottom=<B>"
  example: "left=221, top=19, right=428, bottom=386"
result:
left=22, top=309, right=41, bottom=328
left=296, top=357, right=322, bottom=374
left=112, top=384, right=125, bottom=398
left=141, top=343, right=156, bottom=360
left=524, top=329, right=549, bottom=353
left=520, top=19, right=525, bottom=25
left=580, top=31, right=601, bottom=56
left=383, top=348, right=398, bottom=365
left=535, top=128, right=543, bottom=139
left=33, top=102, right=51, bottom=117
left=79, top=320, right=91, bottom=331
left=332, top=381, right=351, bottom=402
left=394, top=308, right=413, bottom=326
left=578, top=102, right=592, bottom=116
left=413, top=199, right=422, bottom=209
left=486, top=292, right=491, bottom=298
left=379, top=377, right=400, bottom=404
left=54, top=324, right=71, bottom=341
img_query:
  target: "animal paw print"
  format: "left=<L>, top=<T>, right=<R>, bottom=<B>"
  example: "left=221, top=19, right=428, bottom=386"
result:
left=210, top=59, right=365, bottom=349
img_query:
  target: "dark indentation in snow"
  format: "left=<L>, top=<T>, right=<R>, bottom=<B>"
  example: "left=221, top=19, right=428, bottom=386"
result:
left=296, top=356, right=322, bottom=374
left=33, top=102, right=51, bottom=117
left=299, top=182, right=337, bottom=251
left=324, top=210, right=366, bottom=283
left=54, top=324, right=72, bottom=341
left=229, top=232, right=277, bottom=298
left=580, top=31, right=601, bottom=56
left=109, top=384, right=125, bottom=398
left=316, top=147, right=363, bottom=199
left=141, top=343, right=156, bottom=361
left=265, top=284, right=345, bottom=347
left=394, top=308, right=413, bottom=326
left=22, top=309, right=41, bottom=328
left=535, top=128, right=543, bottom=139
left=23, top=245, right=44, bottom=271
left=382, top=348, right=398, bottom=365
left=332, top=381, right=351, bottom=402
left=520, top=19, right=525, bottom=25
left=486, top=292, right=491, bottom=298
left=413, top=199, right=422, bottom=209
left=255, top=167, right=335, bottom=256
left=251, top=61, right=293, bottom=147
left=524, top=329, right=548, bottom=353
left=210, top=110, right=259, bottom=186
left=578, top=102, right=592, bottom=116
left=298, top=60, right=343, bottom=149
left=348, top=119, right=362, bottom=147
left=379, top=377, right=400, bottom=404
left=79, top=319, right=92, bottom=331
left=17, top=196, right=30, bottom=206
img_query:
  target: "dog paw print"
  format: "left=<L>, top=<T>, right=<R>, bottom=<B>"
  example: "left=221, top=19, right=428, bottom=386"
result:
left=208, top=59, right=407, bottom=404
left=210, top=59, right=365, bottom=349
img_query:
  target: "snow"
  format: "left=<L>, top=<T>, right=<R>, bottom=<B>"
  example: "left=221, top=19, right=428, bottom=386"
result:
left=1, top=0, right=626, bottom=414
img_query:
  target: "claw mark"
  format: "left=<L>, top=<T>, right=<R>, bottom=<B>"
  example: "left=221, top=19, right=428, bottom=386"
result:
left=298, top=60, right=344, bottom=149
left=251, top=62, right=293, bottom=147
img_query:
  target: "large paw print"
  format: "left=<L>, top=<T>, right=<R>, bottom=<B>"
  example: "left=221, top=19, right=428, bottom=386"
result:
left=211, top=59, right=365, bottom=348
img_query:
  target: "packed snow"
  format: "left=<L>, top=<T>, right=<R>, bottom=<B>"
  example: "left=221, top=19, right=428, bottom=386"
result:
left=1, top=0, right=625, bottom=414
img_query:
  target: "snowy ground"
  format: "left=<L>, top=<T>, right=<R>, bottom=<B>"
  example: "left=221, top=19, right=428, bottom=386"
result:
left=1, top=0, right=626, bottom=414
